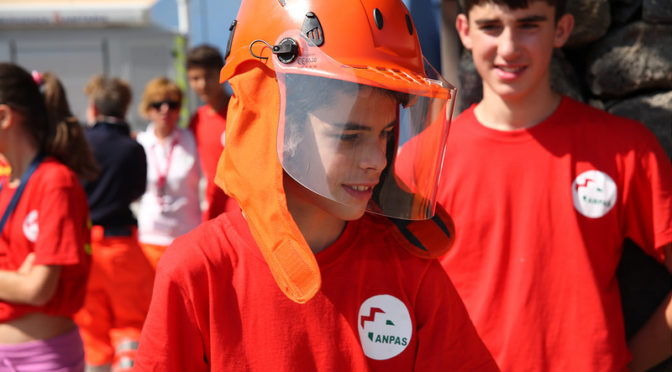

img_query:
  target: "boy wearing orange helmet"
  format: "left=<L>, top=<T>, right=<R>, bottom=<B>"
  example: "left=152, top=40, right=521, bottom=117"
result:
left=134, top=0, right=498, bottom=370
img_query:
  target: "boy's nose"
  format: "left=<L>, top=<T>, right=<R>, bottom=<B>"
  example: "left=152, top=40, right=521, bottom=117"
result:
left=498, top=28, right=521, bottom=58
left=360, top=138, right=388, bottom=173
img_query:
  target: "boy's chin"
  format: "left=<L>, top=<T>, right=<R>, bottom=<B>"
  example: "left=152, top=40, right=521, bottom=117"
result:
left=327, top=200, right=368, bottom=222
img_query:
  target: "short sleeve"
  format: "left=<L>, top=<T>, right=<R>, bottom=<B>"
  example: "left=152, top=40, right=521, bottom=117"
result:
left=33, top=179, right=89, bottom=267
left=134, top=244, right=209, bottom=371
left=623, top=131, right=672, bottom=263
left=413, top=261, right=499, bottom=371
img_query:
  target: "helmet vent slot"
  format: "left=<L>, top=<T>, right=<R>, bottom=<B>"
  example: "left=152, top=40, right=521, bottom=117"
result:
left=405, top=14, right=414, bottom=35
left=301, top=12, right=325, bottom=47
left=373, top=8, right=384, bottom=29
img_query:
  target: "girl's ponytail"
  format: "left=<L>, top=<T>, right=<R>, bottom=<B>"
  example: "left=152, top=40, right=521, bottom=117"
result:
left=39, top=71, right=99, bottom=181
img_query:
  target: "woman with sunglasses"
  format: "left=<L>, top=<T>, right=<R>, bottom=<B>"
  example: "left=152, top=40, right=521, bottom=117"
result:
left=136, top=77, right=202, bottom=269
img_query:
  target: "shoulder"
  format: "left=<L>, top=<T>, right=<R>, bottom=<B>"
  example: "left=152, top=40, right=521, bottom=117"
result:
left=450, top=104, right=477, bottom=128
left=188, top=107, right=204, bottom=129
left=27, top=159, right=86, bottom=208
left=135, top=129, right=149, bottom=145
left=358, top=214, right=442, bottom=277
left=561, top=97, right=640, bottom=128
left=34, top=158, right=80, bottom=188
left=157, top=212, right=247, bottom=280
left=561, top=97, right=662, bottom=150
left=177, top=128, right=197, bottom=145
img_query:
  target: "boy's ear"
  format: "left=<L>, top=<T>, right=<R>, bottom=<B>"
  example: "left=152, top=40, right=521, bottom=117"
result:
left=455, top=14, right=473, bottom=50
left=0, top=104, right=13, bottom=130
left=553, top=13, right=575, bottom=48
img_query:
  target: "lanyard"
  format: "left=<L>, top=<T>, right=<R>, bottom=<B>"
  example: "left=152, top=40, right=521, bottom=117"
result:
left=150, top=137, right=178, bottom=197
left=0, top=153, right=45, bottom=233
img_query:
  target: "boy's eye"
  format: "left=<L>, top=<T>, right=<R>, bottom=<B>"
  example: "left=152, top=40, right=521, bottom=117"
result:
left=478, top=22, right=502, bottom=32
left=339, top=132, right=360, bottom=142
left=381, top=127, right=394, bottom=140
left=519, top=22, right=539, bottom=29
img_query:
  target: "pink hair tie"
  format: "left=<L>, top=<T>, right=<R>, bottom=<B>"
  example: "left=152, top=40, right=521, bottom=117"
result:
left=31, top=70, right=43, bottom=86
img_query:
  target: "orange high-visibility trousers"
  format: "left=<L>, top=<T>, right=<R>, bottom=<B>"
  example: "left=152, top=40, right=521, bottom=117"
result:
left=75, top=226, right=155, bottom=369
left=139, top=242, right=169, bottom=270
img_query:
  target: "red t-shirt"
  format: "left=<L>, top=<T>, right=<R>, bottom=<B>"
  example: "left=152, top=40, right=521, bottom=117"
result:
left=189, top=105, right=238, bottom=220
left=437, top=97, right=672, bottom=371
left=0, top=158, right=91, bottom=322
left=135, top=209, right=498, bottom=371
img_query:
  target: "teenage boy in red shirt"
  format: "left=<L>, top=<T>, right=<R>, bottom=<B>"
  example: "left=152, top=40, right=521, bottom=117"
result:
left=187, top=44, right=238, bottom=220
left=436, top=0, right=672, bottom=370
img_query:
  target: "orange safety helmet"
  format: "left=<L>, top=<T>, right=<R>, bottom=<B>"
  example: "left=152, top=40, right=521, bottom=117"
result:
left=216, top=0, right=456, bottom=303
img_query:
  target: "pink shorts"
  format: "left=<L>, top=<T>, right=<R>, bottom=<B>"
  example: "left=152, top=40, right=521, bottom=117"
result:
left=0, top=327, right=84, bottom=372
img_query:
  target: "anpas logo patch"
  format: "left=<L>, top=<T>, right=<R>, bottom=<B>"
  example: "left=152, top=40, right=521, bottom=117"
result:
left=23, top=210, right=39, bottom=242
left=357, top=294, right=412, bottom=360
left=572, top=170, right=617, bottom=218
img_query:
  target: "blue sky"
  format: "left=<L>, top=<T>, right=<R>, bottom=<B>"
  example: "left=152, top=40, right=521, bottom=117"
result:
left=151, top=0, right=242, bottom=54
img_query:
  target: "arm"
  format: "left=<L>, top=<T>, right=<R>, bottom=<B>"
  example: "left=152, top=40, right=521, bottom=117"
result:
left=0, top=253, right=61, bottom=306
left=414, top=261, right=499, bottom=371
left=628, top=243, right=672, bottom=372
left=134, top=251, right=208, bottom=371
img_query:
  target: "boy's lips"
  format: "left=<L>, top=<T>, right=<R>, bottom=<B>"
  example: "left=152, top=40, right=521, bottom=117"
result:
left=495, top=64, right=527, bottom=80
left=342, top=183, right=376, bottom=200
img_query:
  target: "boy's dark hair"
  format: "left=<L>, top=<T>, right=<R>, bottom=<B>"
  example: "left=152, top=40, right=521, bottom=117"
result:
left=85, top=74, right=132, bottom=118
left=186, top=44, right=224, bottom=71
left=460, top=0, right=567, bottom=20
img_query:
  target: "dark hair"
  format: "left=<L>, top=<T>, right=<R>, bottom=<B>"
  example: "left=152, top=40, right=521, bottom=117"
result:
left=0, top=63, right=99, bottom=180
left=186, top=44, right=225, bottom=71
left=459, top=0, right=567, bottom=21
left=282, top=74, right=407, bottom=166
left=284, top=74, right=408, bottom=131
left=85, top=74, right=132, bottom=118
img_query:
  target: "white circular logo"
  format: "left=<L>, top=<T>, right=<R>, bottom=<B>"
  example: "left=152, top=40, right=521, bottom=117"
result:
left=572, top=170, right=617, bottom=218
left=220, top=131, right=226, bottom=147
left=22, top=210, right=39, bottom=242
left=357, top=294, right=412, bottom=360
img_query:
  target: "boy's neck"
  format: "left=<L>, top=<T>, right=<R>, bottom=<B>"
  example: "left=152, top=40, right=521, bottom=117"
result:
left=283, top=177, right=346, bottom=254
left=475, top=88, right=562, bottom=131
left=290, top=206, right=346, bottom=254
left=207, top=91, right=229, bottom=112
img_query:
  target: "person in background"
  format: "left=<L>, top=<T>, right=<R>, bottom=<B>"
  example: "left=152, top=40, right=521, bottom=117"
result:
left=135, top=77, right=201, bottom=269
left=435, top=0, right=672, bottom=370
left=0, top=64, right=97, bottom=371
left=134, top=0, right=498, bottom=370
left=75, top=74, right=154, bottom=372
left=186, top=44, right=238, bottom=221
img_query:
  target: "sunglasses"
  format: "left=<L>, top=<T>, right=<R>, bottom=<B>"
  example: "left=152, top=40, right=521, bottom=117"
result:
left=149, top=100, right=180, bottom=110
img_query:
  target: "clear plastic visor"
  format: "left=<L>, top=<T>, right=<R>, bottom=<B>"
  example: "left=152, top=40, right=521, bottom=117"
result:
left=275, top=37, right=456, bottom=220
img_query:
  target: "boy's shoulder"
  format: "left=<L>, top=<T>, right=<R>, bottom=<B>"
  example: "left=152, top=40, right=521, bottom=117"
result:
left=560, top=96, right=640, bottom=126
left=358, top=212, right=453, bottom=266
left=158, top=209, right=253, bottom=276
left=559, top=97, right=662, bottom=146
